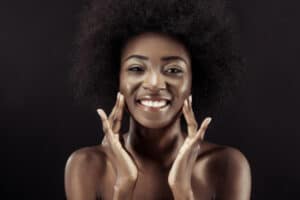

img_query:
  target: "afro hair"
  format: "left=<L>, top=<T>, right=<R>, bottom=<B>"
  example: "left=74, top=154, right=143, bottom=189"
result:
left=70, top=0, right=244, bottom=117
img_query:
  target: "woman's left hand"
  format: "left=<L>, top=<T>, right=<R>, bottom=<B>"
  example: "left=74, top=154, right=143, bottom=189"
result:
left=168, top=96, right=212, bottom=200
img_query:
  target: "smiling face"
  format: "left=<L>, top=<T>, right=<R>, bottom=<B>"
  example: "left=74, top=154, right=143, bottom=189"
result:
left=119, top=32, right=192, bottom=129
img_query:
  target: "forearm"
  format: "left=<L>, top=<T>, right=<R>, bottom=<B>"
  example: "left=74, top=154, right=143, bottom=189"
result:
left=113, top=181, right=136, bottom=200
left=171, top=188, right=195, bottom=200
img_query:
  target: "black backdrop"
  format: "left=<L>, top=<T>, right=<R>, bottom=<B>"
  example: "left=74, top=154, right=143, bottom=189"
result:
left=1, top=0, right=299, bottom=199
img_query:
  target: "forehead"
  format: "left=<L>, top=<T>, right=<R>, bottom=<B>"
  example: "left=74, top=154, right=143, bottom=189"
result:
left=121, top=32, right=190, bottom=63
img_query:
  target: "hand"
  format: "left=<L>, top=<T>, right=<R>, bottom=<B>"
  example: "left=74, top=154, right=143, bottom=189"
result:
left=168, top=95, right=212, bottom=200
left=97, top=92, right=138, bottom=199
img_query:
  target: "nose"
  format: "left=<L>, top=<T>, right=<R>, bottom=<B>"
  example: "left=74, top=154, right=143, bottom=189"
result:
left=142, top=69, right=166, bottom=91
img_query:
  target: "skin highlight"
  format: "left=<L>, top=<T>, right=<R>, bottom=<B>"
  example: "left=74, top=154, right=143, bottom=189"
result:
left=65, top=32, right=251, bottom=200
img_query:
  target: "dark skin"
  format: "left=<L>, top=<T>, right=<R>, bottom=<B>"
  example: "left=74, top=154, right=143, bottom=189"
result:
left=65, top=32, right=251, bottom=200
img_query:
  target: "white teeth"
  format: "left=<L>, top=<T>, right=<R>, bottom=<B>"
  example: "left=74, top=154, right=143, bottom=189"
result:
left=140, top=100, right=168, bottom=108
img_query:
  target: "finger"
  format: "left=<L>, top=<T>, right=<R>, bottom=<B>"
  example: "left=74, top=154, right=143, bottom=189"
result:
left=112, top=93, right=125, bottom=133
left=195, top=117, right=212, bottom=141
left=182, top=97, right=198, bottom=137
left=97, top=109, right=113, bottom=139
left=182, top=99, right=196, bottom=136
left=108, top=92, right=120, bottom=124
left=187, top=95, right=197, bottom=131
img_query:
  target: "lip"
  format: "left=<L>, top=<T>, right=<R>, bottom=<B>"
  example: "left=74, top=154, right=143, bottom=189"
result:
left=136, top=101, right=170, bottom=112
left=136, top=95, right=171, bottom=101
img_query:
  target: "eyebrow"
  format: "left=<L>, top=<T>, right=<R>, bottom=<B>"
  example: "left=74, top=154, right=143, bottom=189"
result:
left=122, top=55, right=189, bottom=65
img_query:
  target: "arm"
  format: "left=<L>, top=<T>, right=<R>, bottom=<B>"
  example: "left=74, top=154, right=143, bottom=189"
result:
left=168, top=96, right=251, bottom=200
left=168, top=96, right=212, bottom=200
left=215, top=147, right=251, bottom=200
left=97, top=92, right=138, bottom=200
left=65, top=93, right=138, bottom=200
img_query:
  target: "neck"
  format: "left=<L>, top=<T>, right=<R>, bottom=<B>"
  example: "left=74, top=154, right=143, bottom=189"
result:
left=125, top=116, right=185, bottom=170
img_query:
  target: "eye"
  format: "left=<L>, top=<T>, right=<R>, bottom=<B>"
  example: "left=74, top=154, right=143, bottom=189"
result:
left=128, top=65, right=144, bottom=72
left=165, top=66, right=183, bottom=74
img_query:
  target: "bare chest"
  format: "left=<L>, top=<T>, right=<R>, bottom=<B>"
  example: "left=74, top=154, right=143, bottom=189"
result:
left=99, top=165, right=215, bottom=200
left=131, top=171, right=174, bottom=200
left=99, top=166, right=173, bottom=199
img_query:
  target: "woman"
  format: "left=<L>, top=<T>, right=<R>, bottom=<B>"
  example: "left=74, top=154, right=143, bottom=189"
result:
left=65, top=0, right=251, bottom=199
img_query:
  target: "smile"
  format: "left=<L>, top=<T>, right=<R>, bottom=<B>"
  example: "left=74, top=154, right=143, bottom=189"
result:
left=136, top=98, right=171, bottom=112
left=139, top=100, right=168, bottom=108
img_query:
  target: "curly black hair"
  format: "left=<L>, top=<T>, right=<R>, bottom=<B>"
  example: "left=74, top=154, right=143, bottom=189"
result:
left=70, top=0, right=244, bottom=117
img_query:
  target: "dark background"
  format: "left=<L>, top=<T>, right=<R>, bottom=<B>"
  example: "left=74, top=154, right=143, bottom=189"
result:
left=1, top=0, right=299, bottom=199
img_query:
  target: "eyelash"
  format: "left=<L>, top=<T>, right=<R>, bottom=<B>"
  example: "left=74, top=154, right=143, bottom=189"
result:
left=127, top=65, right=183, bottom=75
left=165, top=67, right=183, bottom=74
left=128, top=65, right=144, bottom=72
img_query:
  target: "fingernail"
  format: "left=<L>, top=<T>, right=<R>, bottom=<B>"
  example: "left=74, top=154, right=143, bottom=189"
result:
left=117, top=92, right=120, bottom=99
left=97, top=109, right=104, bottom=118
left=206, top=117, right=212, bottom=124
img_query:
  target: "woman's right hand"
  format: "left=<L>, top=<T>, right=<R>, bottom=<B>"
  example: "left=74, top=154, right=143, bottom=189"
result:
left=97, top=92, right=138, bottom=199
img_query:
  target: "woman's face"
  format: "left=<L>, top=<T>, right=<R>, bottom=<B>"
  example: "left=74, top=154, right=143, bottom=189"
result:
left=119, top=32, right=192, bottom=129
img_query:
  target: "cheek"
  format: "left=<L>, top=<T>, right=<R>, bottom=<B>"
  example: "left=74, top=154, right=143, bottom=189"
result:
left=119, top=73, right=141, bottom=97
left=119, top=81, right=131, bottom=96
left=170, top=76, right=191, bottom=100
left=119, top=71, right=129, bottom=95
left=179, top=79, right=191, bottom=97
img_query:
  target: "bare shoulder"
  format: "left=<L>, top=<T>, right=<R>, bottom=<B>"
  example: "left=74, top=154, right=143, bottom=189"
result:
left=64, top=145, right=108, bottom=199
left=65, top=145, right=107, bottom=175
left=198, top=142, right=251, bottom=199
left=204, top=142, right=248, bottom=164
left=198, top=142, right=251, bottom=177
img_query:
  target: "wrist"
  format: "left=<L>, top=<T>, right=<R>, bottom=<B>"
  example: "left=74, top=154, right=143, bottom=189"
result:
left=171, top=187, right=195, bottom=200
left=113, top=186, right=134, bottom=200
left=113, top=179, right=137, bottom=200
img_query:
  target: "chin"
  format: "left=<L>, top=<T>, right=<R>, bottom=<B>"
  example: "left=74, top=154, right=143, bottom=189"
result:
left=129, top=109, right=181, bottom=130
left=134, top=117, right=173, bottom=129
